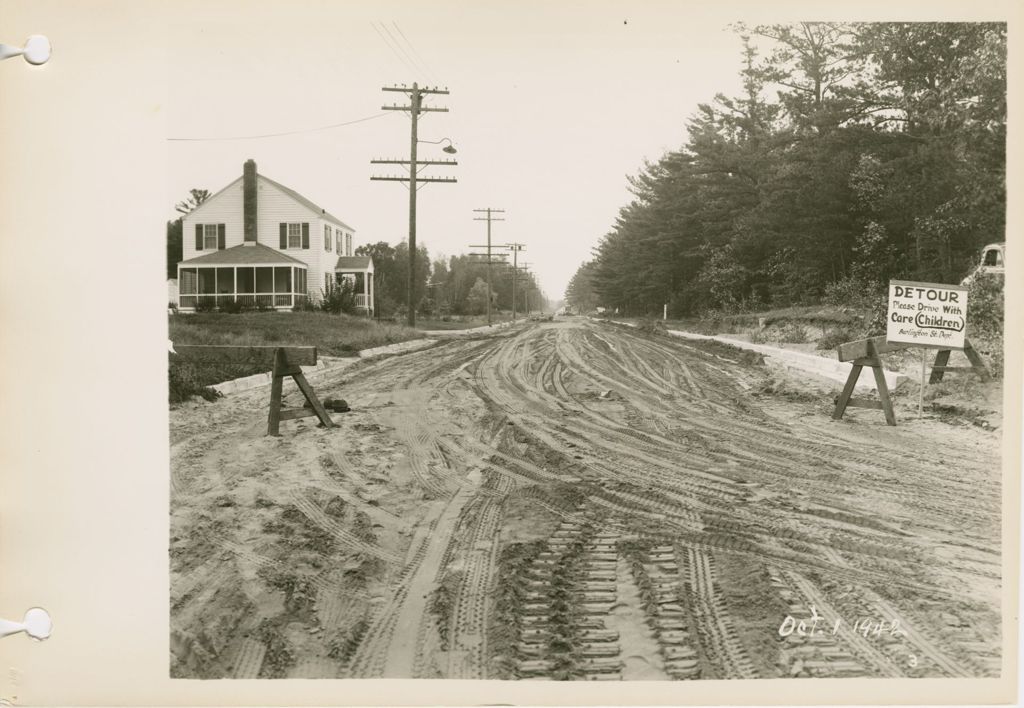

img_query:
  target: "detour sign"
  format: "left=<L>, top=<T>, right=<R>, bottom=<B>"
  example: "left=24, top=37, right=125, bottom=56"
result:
left=886, top=280, right=968, bottom=350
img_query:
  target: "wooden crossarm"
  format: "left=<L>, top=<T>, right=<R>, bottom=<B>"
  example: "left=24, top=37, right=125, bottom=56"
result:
left=836, top=336, right=907, bottom=362
left=172, top=344, right=317, bottom=367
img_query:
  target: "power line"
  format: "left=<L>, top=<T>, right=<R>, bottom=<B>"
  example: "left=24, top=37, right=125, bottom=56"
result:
left=371, top=21, right=421, bottom=77
left=167, top=112, right=390, bottom=142
left=392, top=22, right=437, bottom=83
left=381, top=23, right=428, bottom=80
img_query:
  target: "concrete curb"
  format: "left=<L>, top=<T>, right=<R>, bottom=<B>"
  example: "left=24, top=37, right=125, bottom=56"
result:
left=592, top=317, right=904, bottom=391
left=420, top=319, right=519, bottom=337
left=206, top=321, right=520, bottom=397
left=664, top=329, right=906, bottom=391
left=357, top=338, right=437, bottom=359
left=209, top=338, right=439, bottom=396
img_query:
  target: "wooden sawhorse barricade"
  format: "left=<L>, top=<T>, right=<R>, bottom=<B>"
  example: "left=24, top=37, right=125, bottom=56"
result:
left=832, top=335, right=989, bottom=426
left=173, top=345, right=336, bottom=436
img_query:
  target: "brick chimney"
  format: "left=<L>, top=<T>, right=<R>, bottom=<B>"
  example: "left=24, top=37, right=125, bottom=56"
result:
left=243, top=159, right=257, bottom=243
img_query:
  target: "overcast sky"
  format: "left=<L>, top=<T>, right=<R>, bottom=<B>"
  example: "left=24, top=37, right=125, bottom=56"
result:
left=165, top=2, right=1016, bottom=301
left=166, top=1, right=759, bottom=301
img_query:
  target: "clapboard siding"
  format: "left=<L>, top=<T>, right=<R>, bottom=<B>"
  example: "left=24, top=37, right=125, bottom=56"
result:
left=181, top=178, right=244, bottom=261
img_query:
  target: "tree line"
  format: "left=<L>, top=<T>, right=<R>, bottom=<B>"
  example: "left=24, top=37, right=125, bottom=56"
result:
left=355, top=241, right=547, bottom=318
left=567, top=23, right=1005, bottom=317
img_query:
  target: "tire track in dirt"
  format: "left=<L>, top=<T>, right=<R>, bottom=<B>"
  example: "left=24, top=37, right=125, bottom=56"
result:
left=286, top=490, right=402, bottom=564
left=172, top=317, right=999, bottom=680
left=683, top=546, right=758, bottom=679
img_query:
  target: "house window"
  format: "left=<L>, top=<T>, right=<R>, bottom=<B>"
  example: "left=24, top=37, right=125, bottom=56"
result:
left=203, top=224, right=218, bottom=250
left=324, top=225, right=332, bottom=252
left=335, top=229, right=341, bottom=254
left=346, top=234, right=352, bottom=256
left=279, top=222, right=309, bottom=249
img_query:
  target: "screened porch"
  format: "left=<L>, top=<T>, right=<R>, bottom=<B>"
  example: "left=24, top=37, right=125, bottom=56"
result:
left=178, top=265, right=309, bottom=310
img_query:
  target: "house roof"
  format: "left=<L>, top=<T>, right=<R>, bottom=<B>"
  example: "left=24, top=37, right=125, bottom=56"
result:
left=179, top=243, right=307, bottom=266
left=187, top=172, right=356, bottom=232
left=335, top=256, right=373, bottom=271
left=259, top=175, right=355, bottom=231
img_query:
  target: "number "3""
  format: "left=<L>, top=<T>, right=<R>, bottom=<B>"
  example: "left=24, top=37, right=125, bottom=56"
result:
left=908, top=654, right=918, bottom=667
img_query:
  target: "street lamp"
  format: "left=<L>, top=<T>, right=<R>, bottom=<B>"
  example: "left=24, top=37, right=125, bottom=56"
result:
left=419, top=137, right=457, bottom=154
left=0, top=35, right=50, bottom=65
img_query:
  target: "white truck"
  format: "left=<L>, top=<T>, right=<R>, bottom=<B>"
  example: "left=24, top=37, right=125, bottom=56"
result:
left=960, top=242, right=1005, bottom=286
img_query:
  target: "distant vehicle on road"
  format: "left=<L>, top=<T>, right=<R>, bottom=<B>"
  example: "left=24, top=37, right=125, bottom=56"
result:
left=961, top=242, right=1005, bottom=285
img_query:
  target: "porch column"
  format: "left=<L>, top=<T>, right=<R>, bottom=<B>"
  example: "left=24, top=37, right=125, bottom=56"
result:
left=363, top=271, right=369, bottom=312
left=233, top=267, right=238, bottom=302
left=369, top=272, right=374, bottom=313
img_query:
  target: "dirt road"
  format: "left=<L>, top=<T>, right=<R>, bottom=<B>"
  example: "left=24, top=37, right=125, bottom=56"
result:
left=169, top=317, right=1001, bottom=680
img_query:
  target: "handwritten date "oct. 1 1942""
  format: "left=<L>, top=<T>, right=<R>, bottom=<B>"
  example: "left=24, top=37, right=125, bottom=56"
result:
left=778, top=606, right=905, bottom=639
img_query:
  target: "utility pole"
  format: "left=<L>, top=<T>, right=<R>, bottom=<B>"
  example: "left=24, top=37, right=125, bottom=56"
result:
left=471, top=208, right=505, bottom=325
left=518, top=261, right=533, bottom=315
left=466, top=248, right=507, bottom=323
left=371, top=83, right=456, bottom=328
left=504, top=243, right=526, bottom=321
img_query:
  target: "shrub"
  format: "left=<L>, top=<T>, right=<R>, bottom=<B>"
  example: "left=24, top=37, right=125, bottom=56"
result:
left=776, top=322, right=809, bottom=344
left=863, top=292, right=889, bottom=337
left=320, top=279, right=356, bottom=315
left=748, top=328, right=770, bottom=344
left=823, top=275, right=885, bottom=312
left=168, top=359, right=221, bottom=403
left=194, top=297, right=217, bottom=313
left=218, top=298, right=250, bottom=314
left=636, top=318, right=666, bottom=336
left=294, top=295, right=317, bottom=312
left=967, top=273, right=1004, bottom=341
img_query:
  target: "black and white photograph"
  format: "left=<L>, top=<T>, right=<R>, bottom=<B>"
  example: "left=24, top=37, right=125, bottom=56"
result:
left=1, top=1, right=1018, bottom=705
left=164, top=3, right=1011, bottom=686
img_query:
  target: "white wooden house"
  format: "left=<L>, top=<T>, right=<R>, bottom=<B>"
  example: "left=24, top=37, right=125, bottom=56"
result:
left=176, top=160, right=374, bottom=313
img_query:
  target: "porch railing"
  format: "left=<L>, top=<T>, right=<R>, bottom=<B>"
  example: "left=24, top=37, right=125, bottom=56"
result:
left=354, top=294, right=369, bottom=310
left=179, top=293, right=308, bottom=310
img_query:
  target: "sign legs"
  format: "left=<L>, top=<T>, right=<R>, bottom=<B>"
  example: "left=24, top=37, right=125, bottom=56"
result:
left=832, top=353, right=896, bottom=426
left=928, top=339, right=991, bottom=384
left=267, top=348, right=336, bottom=437
left=872, top=362, right=897, bottom=426
left=832, top=364, right=862, bottom=421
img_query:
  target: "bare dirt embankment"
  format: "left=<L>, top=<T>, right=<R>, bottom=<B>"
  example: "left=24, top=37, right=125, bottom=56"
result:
left=170, top=317, right=1001, bottom=680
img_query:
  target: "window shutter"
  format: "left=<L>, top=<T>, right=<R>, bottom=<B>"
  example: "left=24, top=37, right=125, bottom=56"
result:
left=279, top=223, right=287, bottom=249
left=195, top=224, right=203, bottom=251
left=217, top=224, right=226, bottom=250
left=302, top=223, right=310, bottom=249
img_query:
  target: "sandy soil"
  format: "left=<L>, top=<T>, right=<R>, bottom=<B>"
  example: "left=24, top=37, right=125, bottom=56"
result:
left=169, top=317, right=1002, bottom=680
